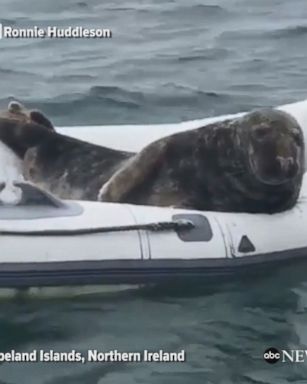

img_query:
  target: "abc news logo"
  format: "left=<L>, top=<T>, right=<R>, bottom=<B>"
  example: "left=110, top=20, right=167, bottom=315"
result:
left=264, top=348, right=307, bottom=364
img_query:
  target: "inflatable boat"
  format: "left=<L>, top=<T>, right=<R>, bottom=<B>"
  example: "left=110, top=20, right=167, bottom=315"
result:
left=1, top=98, right=307, bottom=294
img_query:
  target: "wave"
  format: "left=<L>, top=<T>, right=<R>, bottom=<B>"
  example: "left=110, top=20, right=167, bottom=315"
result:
left=51, top=74, right=96, bottom=82
left=178, top=48, right=231, bottom=63
left=1, top=83, right=237, bottom=126
left=0, top=19, right=17, bottom=25
left=87, top=85, right=144, bottom=107
left=270, top=25, right=307, bottom=39
left=0, top=67, right=37, bottom=77
left=164, top=4, right=229, bottom=18
left=219, top=24, right=307, bottom=42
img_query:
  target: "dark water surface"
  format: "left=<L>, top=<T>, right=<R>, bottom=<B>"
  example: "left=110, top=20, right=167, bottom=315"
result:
left=1, top=0, right=307, bottom=383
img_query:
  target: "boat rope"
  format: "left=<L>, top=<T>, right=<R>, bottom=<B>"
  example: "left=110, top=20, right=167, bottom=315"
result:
left=0, top=219, right=195, bottom=236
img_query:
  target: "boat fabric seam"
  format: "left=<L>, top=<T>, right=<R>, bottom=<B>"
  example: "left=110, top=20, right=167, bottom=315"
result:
left=213, top=216, right=231, bottom=258
left=145, top=230, right=152, bottom=260
left=0, top=245, right=307, bottom=270
left=124, top=204, right=144, bottom=260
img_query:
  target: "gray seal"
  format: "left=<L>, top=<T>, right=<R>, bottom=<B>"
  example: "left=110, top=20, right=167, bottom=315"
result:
left=0, top=101, right=55, bottom=159
left=1, top=101, right=54, bottom=130
left=0, top=102, right=133, bottom=201
left=98, top=109, right=305, bottom=213
left=0, top=104, right=304, bottom=213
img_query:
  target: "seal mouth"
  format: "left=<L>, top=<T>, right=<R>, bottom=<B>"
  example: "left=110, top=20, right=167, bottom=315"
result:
left=249, top=154, right=298, bottom=186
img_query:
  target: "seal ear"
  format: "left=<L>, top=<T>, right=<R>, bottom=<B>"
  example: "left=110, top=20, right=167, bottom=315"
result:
left=30, top=110, right=55, bottom=131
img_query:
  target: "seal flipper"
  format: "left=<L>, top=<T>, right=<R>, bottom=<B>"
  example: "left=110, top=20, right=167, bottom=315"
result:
left=7, top=102, right=54, bottom=131
left=98, top=138, right=169, bottom=202
left=23, top=147, right=39, bottom=180
left=30, top=111, right=54, bottom=131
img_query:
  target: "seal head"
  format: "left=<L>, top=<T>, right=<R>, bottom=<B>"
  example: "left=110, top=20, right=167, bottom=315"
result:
left=0, top=102, right=54, bottom=159
left=6, top=101, right=54, bottom=131
left=98, top=108, right=305, bottom=213
left=238, top=109, right=304, bottom=186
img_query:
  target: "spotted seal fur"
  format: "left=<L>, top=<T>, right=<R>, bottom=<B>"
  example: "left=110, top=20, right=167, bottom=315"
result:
left=2, top=101, right=54, bottom=129
left=0, top=102, right=133, bottom=201
left=98, top=109, right=305, bottom=213
left=0, top=103, right=304, bottom=213
left=0, top=101, right=55, bottom=204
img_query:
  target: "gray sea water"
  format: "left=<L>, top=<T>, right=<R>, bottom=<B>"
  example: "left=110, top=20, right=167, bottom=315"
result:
left=1, top=0, right=307, bottom=383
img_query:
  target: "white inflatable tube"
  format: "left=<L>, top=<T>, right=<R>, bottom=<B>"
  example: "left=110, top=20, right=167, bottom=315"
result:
left=0, top=98, right=306, bottom=293
left=0, top=178, right=307, bottom=290
left=56, top=98, right=307, bottom=154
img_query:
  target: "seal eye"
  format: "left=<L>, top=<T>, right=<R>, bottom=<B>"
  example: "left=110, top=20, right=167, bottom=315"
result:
left=254, top=127, right=269, bottom=140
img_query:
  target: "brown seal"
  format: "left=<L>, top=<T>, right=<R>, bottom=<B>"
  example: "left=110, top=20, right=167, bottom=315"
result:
left=98, top=109, right=305, bottom=213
